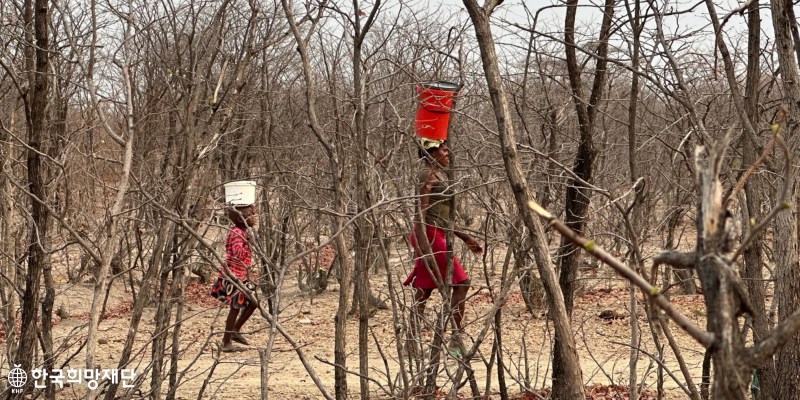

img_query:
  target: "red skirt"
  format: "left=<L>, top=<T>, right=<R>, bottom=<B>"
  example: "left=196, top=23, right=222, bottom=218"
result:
left=403, top=225, right=468, bottom=289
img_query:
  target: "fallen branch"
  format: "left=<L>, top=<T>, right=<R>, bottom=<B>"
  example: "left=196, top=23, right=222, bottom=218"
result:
left=527, top=200, right=714, bottom=348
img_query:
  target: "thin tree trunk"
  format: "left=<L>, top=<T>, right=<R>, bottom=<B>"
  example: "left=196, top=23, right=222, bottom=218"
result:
left=739, top=1, right=777, bottom=397
left=83, top=3, right=136, bottom=394
left=701, top=351, right=711, bottom=400
left=13, top=0, right=49, bottom=397
left=355, top=227, right=371, bottom=400
left=658, top=317, right=702, bottom=400
left=261, top=262, right=288, bottom=400
left=165, top=262, right=187, bottom=400
left=625, top=1, right=642, bottom=396
left=151, top=230, right=179, bottom=400
left=554, top=1, right=615, bottom=397
left=40, top=249, right=55, bottom=400
left=260, top=349, right=269, bottom=400
left=768, top=0, right=800, bottom=396
left=331, top=103, right=351, bottom=400
left=102, top=217, right=172, bottom=400
left=0, top=101, right=18, bottom=363
left=351, top=3, right=378, bottom=396
left=279, top=3, right=352, bottom=398
left=628, top=283, right=639, bottom=397
left=494, top=310, right=508, bottom=400
left=460, top=2, right=585, bottom=398
left=558, top=0, right=615, bottom=315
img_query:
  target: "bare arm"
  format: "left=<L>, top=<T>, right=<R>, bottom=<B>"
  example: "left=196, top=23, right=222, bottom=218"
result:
left=453, top=224, right=471, bottom=241
left=454, top=224, right=483, bottom=254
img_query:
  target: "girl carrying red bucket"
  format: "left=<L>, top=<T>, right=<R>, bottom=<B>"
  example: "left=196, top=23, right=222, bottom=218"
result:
left=404, top=82, right=483, bottom=358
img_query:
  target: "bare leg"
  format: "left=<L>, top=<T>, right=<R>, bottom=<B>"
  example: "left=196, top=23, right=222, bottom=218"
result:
left=228, top=303, right=257, bottom=346
left=406, top=287, right=432, bottom=356
left=222, top=306, right=240, bottom=349
left=450, top=278, right=470, bottom=330
left=234, top=303, right=257, bottom=331
left=447, top=279, right=471, bottom=355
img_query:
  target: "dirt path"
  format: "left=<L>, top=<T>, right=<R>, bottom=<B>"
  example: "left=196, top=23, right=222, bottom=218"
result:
left=34, top=259, right=712, bottom=400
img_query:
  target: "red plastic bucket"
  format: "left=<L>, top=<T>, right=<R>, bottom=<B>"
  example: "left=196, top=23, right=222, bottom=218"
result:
left=415, top=81, right=460, bottom=141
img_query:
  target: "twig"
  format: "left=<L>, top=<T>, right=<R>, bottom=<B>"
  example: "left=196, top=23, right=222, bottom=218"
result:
left=732, top=123, right=791, bottom=263
left=728, top=133, right=776, bottom=201
left=196, top=347, right=221, bottom=400
left=314, top=356, right=392, bottom=396
left=610, top=341, right=693, bottom=397
left=527, top=200, right=715, bottom=348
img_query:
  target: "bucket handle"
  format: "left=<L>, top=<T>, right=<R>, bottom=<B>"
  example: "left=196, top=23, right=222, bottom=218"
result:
left=417, top=89, right=459, bottom=114
left=420, top=104, right=452, bottom=114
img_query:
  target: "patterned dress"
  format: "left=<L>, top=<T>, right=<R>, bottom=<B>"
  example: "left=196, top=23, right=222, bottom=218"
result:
left=210, top=226, right=256, bottom=309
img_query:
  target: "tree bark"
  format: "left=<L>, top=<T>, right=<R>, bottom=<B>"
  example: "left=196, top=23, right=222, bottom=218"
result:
left=625, top=1, right=642, bottom=395
left=13, top=0, right=49, bottom=398
left=165, top=261, right=187, bottom=400
left=769, top=0, right=800, bottom=396
left=739, top=1, right=777, bottom=397
left=351, top=3, right=380, bottom=397
left=151, top=228, right=179, bottom=400
left=102, top=218, right=170, bottom=400
left=40, top=252, right=55, bottom=400
left=0, top=100, right=19, bottom=365
left=559, top=0, right=614, bottom=318
left=461, top=2, right=585, bottom=399
left=555, top=1, right=614, bottom=396
left=279, top=2, right=352, bottom=398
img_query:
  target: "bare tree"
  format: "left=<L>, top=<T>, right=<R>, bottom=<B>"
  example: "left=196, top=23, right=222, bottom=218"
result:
left=767, top=0, right=800, bottom=395
left=12, top=0, right=50, bottom=398
left=461, top=1, right=585, bottom=399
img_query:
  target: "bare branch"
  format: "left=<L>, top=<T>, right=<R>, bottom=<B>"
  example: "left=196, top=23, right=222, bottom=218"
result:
left=653, top=251, right=696, bottom=270
left=732, top=121, right=792, bottom=262
left=744, top=306, right=800, bottom=367
left=527, top=200, right=715, bottom=348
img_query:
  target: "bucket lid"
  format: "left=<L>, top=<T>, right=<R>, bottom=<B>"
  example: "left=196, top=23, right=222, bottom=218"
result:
left=420, top=81, right=460, bottom=92
left=224, top=180, right=257, bottom=187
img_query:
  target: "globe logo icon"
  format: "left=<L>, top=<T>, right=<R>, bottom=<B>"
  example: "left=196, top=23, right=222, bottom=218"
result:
left=7, top=364, right=26, bottom=388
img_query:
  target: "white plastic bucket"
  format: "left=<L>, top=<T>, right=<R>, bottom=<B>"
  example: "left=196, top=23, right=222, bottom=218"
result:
left=224, top=180, right=257, bottom=205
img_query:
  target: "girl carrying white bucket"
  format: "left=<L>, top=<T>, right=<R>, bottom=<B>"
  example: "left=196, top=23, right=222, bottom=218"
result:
left=210, top=181, right=259, bottom=352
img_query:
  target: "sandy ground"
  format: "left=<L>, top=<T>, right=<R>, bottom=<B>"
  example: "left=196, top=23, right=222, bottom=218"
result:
left=14, top=246, right=714, bottom=400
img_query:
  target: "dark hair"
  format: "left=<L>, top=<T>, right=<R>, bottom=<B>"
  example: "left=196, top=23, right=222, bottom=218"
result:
left=418, top=145, right=440, bottom=160
left=228, top=205, right=254, bottom=227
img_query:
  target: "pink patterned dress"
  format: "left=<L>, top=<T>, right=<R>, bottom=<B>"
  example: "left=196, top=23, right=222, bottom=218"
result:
left=210, top=227, right=256, bottom=309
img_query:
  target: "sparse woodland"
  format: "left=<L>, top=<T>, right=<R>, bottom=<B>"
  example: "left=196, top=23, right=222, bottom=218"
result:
left=2, top=0, right=800, bottom=399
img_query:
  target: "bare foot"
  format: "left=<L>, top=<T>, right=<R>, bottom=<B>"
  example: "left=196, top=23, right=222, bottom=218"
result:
left=447, top=332, right=466, bottom=357
left=221, top=342, right=247, bottom=353
left=232, top=332, right=250, bottom=345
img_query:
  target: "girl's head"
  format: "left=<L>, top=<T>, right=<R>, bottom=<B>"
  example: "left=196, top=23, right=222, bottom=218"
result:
left=419, top=141, right=450, bottom=168
left=229, top=205, right=257, bottom=229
